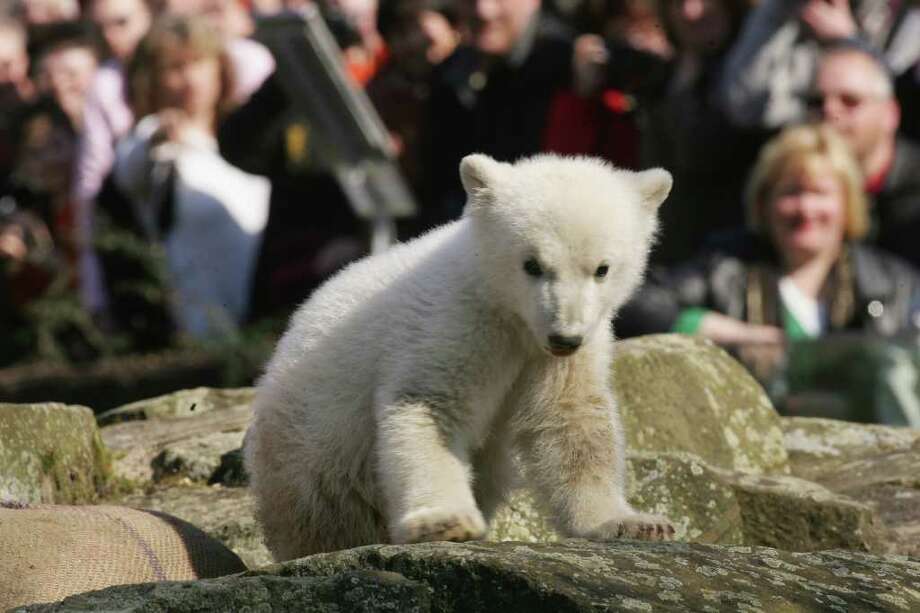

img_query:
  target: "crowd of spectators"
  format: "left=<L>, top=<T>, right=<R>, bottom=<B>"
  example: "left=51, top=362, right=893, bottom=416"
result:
left=1, top=0, right=920, bottom=420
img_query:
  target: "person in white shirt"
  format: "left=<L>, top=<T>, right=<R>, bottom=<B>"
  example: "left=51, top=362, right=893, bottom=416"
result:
left=111, top=15, right=269, bottom=337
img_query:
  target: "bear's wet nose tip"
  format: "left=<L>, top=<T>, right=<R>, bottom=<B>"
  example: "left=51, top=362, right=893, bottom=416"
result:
left=548, top=334, right=583, bottom=351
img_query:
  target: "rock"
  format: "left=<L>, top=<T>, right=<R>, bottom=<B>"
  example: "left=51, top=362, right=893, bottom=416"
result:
left=613, top=335, right=789, bottom=475
left=725, top=470, right=888, bottom=553
left=123, top=452, right=883, bottom=570
left=23, top=570, right=431, bottom=613
left=26, top=541, right=920, bottom=612
left=97, top=387, right=255, bottom=425
left=782, top=416, right=920, bottom=479
left=152, top=432, right=244, bottom=483
left=209, top=447, right=247, bottom=486
left=803, top=450, right=920, bottom=557
left=782, top=417, right=920, bottom=556
left=489, top=452, right=886, bottom=553
left=486, top=490, right=561, bottom=544
left=114, top=483, right=270, bottom=569
left=100, top=394, right=250, bottom=484
left=0, top=403, right=111, bottom=504
left=626, top=453, right=743, bottom=545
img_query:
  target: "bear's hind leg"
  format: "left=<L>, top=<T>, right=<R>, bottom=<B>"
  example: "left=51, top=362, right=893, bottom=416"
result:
left=255, top=467, right=387, bottom=560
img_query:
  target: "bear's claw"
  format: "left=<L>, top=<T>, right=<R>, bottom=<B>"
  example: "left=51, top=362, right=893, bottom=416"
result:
left=589, top=513, right=676, bottom=542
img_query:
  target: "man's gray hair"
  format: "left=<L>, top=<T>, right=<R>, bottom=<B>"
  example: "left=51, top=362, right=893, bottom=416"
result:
left=821, top=39, right=895, bottom=98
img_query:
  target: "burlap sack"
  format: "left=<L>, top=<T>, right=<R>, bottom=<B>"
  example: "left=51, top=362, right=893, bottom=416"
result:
left=0, top=502, right=247, bottom=610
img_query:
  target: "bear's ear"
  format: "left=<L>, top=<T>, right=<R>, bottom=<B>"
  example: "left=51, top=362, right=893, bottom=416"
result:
left=460, top=154, right=508, bottom=198
left=634, top=168, right=673, bottom=211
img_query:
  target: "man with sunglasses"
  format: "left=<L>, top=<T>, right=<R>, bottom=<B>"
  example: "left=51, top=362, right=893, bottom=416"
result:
left=810, top=42, right=920, bottom=268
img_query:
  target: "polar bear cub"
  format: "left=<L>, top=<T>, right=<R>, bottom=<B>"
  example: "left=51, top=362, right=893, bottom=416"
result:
left=244, top=154, right=675, bottom=561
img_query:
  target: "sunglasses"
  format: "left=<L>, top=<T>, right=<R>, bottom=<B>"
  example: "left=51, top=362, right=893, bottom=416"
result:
left=97, top=16, right=132, bottom=30
left=804, top=91, right=880, bottom=112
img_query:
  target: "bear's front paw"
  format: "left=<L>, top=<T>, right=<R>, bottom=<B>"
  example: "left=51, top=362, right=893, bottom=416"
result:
left=392, top=507, right=487, bottom=544
left=588, top=513, right=676, bottom=542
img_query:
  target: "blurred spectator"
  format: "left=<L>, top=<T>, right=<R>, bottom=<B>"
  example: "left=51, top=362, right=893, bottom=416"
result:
left=0, top=18, right=33, bottom=103
left=618, top=123, right=920, bottom=424
left=1, top=23, right=96, bottom=321
left=106, top=15, right=269, bottom=338
left=75, top=0, right=273, bottom=317
left=330, top=0, right=389, bottom=85
left=9, top=100, right=79, bottom=249
left=5, top=100, right=77, bottom=268
left=162, top=0, right=276, bottom=102
left=618, top=123, right=920, bottom=361
left=0, top=100, right=102, bottom=366
left=0, top=17, right=36, bottom=189
left=809, top=42, right=920, bottom=269
left=556, top=0, right=755, bottom=264
left=18, top=0, right=83, bottom=53
left=368, top=0, right=462, bottom=225
left=638, top=0, right=756, bottom=264
left=19, top=0, right=81, bottom=24
left=422, top=0, right=575, bottom=225
left=72, top=0, right=152, bottom=315
left=543, top=0, right=672, bottom=170
left=719, top=0, right=920, bottom=130
left=34, top=22, right=99, bottom=131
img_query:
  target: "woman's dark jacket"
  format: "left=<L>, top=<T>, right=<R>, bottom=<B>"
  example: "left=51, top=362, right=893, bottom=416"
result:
left=616, top=238, right=920, bottom=340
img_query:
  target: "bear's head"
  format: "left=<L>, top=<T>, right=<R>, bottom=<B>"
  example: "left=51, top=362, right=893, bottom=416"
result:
left=460, top=153, right=671, bottom=357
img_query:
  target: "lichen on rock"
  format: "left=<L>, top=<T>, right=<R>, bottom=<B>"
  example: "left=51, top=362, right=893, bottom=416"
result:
left=612, top=335, right=790, bottom=476
left=0, top=403, right=111, bottom=504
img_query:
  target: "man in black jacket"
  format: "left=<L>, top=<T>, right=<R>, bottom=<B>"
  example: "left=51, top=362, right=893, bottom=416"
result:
left=812, top=42, right=920, bottom=269
left=421, top=0, right=574, bottom=227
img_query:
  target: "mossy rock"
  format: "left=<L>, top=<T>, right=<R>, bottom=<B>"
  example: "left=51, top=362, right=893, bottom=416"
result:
left=488, top=453, right=742, bottom=546
left=613, top=334, right=789, bottom=475
left=0, top=403, right=111, bottom=504
left=489, top=452, right=885, bottom=553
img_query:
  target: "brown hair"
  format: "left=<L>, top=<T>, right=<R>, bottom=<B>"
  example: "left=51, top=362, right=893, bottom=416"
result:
left=745, top=123, right=869, bottom=241
left=126, top=15, right=235, bottom=122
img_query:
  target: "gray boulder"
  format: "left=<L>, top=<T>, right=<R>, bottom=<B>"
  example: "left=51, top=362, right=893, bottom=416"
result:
left=0, top=403, right=110, bottom=504
left=97, top=387, right=255, bottom=425
left=782, top=416, right=920, bottom=479
left=782, top=416, right=920, bottom=556
left=24, top=541, right=920, bottom=612
left=614, top=335, right=789, bottom=475
left=100, top=389, right=251, bottom=484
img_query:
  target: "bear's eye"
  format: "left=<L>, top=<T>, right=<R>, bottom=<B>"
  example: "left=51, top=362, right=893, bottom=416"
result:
left=523, top=258, right=543, bottom=277
left=595, top=264, right=610, bottom=278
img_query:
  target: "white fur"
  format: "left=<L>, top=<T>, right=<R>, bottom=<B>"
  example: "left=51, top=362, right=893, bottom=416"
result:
left=244, top=154, right=675, bottom=561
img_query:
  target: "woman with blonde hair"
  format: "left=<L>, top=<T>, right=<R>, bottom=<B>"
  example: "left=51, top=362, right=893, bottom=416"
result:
left=103, top=15, right=269, bottom=339
left=618, top=122, right=920, bottom=346
left=617, top=123, right=920, bottom=424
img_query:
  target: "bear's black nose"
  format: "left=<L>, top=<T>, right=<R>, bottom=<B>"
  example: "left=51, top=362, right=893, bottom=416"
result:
left=548, top=334, right=583, bottom=351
